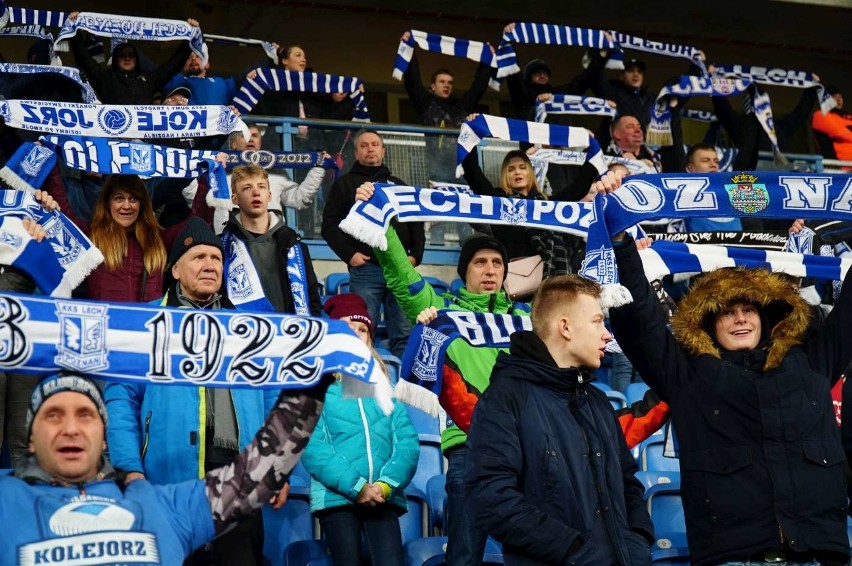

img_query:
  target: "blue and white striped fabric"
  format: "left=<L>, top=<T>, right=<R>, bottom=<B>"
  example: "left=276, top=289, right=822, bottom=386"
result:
left=456, top=113, right=606, bottom=177
left=639, top=240, right=852, bottom=283
left=54, top=12, right=205, bottom=60
left=496, top=23, right=618, bottom=77
left=0, top=1, right=67, bottom=28
left=714, top=64, right=836, bottom=115
left=0, top=63, right=99, bottom=103
left=232, top=68, right=369, bottom=121
left=534, top=94, right=616, bottom=122
left=0, top=191, right=103, bottom=298
left=392, top=29, right=499, bottom=90
left=204, top=33, right=278, bottom=65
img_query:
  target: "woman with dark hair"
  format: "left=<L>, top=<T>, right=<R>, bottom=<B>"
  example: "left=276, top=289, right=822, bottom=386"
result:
left=461, top=114, right=601, bottom=275
left=44, top=169, right=213, bottom=302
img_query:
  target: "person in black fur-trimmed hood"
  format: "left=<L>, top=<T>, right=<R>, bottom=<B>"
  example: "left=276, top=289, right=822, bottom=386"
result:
left=609, top=229, right=852, bottom=566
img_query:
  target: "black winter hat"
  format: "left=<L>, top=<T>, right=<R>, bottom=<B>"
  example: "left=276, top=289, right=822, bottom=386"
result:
left=523, top=59, right=551, bottom=84
left=457, top=233, right=509, bottom=283
left=168, top=216, right=223, bottom=267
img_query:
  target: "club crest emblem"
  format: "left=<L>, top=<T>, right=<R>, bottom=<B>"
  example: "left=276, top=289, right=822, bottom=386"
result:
left=228, top=264, right=252, bottom=299
left=129, top=144, right=152, bottom=173
left=724, top=172, right=769, bottom=214
left=20, top=144, right=54, bottom=177
left=97, top=107, right=132, bottom=136
left=55, top=302, right=109, bottom=372
left=412, top=327, right=449, bottom=382
left=500, top=199, right=527, bottom=225
left=579, top=246, right=617, bottom=283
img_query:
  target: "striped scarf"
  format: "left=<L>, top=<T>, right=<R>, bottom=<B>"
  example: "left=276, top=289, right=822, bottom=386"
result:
left=0, top=1, right=67, bottom=27
left=393, top=29, right=499, bottom=90
left=232, top=69, right=369, bottom=121
left=534, top=94, right=616, bottom=122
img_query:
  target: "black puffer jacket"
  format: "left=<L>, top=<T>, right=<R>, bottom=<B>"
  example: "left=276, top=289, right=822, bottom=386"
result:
left=610, top=238, right=852, bottom=566
left=465, top=331, right=653, bottom=565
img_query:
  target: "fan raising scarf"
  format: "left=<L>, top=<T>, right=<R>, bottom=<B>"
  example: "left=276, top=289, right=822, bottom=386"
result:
left=0, top=99, right=250, bottom=141
left=232, top=69, right=369, bottom=121
left=0, top=63, right=98, bottom=103
left=0, top=191, right=102, bottom=298
left=54, top=12, right=204, bottom=59
left=529, top=149, right=655, bottom=191
left=580, top=171, right=852, bottom=307
left=221, top=231, right=310, bottom=315
left=456, top=114, right=606, bottom=177
left=0, top=292, right=391, bottom=410
left=606, top=31, right=707, bottom=76
left=714, top=65, right=836, bottom=115
left=392, top=29, right=500, bottom=91
left=340, top=183, right=594, bottom=251
left=534, top=94, right=616, bottom=122
left=394, top=310, right=531, bottom=415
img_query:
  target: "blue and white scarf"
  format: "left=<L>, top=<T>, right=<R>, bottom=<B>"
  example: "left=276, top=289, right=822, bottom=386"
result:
left=534, top=94, right=616, bottom=122
left=528, top=149, right=655, bottom=191
left=221, top=150, right=336, bottom=171
left=714, top=64, right=836, bottom=115
left=7, top=137, right=231, bottom=209
left=0, top=292, right=391, bottom=410
left=495, top=23, right=619, bottom=77
left=0, top=1, right=66, bottom=27
left=204, top=33, right=278, bottom=65
left=392, top=29, right=500, bottom=91
left=54, top=12, right=204, bottom=59
left=395, top=310, right=531, bottom=415
left=638, top=239, right=852, bottom=283
left=457, top=114, right=606, bottom=177
left=0, top=63, right=98, bottom=103
left=232, top=69, right=369, bottom=121
left=580, top=171, right=852, bottom=307
left=222, top=230, right=310, bottom=316
left=0, top=99, right=250, bottom=142
left=607, top=31, right=707, bottom=76
left=682, top=109, right=717, bottom=123
left=0, top=191, right=103, bottom=297
left=0, top=25, right=61, bottom=65
left=340, top=183, right=594, bottom=250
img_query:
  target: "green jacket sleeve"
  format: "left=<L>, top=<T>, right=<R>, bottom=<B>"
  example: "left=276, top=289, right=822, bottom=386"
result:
left=374, top=225, right=445, bottom=323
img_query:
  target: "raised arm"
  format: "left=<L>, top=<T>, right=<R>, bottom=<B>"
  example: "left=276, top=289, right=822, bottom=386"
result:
left=204, top=378, right=331, bottom=532
left=276, top=165, right=325, bottom=210
left=401, top=46, right=432, bottom=118
left=459, top=60, right=494, bottom=114
left=461, top=148, right=501, bottom=197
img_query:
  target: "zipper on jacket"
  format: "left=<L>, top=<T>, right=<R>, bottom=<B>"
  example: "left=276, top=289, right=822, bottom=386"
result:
left=778, top=522, right=785, bottom=544
left=141, top=411, right=152, bottom=460
left=358, top=399, right=374, bottom=482
left=488, top=293, right=496, bottom=313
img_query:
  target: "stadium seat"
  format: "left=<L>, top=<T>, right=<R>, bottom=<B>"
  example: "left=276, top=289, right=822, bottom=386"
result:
left=264, top=482, right=317, bottom=566
left=401, top=486, right=430, bottom=544
left=378, top=350, right=402, bottom=385
left=283, top=540, right=332, bottom=566
left=625, top=382, right=650, bottom=406
left=450, top=278, right=464, bottom=294
left=591, top=381, right=612, bottom=392
left=424, top=276, right=451, bottom=297
left=645, top=479, right=689, bottom=563
left=634, top=470, right=680, bottom=492
left=426, top=474, right=446, bottom=534
left=639, top=437, right=680, bottom=473
left=325, top=272, right=350, bottom=295
left=606, top=390, right=628, bottom=411
left=404, top=536, right=504, bottom=566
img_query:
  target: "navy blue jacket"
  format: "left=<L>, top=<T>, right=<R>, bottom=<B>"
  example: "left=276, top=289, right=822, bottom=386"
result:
left=465, top=331, right=653, bottom=565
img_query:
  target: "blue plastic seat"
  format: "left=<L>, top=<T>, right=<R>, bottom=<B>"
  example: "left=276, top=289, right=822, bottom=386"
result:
left=449, top=278, right=464, bottom=294
left=380, top=351, right=402, bottom=386
left=264, top=482, right=316, bottom=565
left=426, top=474, right=447, bottom=534
left=639, top=436, right=680, bottom=473
left=606, top=390, right=628, bottom=411
left=423, top=276, right=451, bottom=297
left=625, top=382, right=651, bottom=406
left=591, top=381, right=612, bottom=392
left=404, top=536, right=504, bottom=566
left=645, top=479, right=689, bottom=563
left=325, top=272, right=350, bottom=295
left=400, top=486, right=430, bottom=544
left=283, top=539, right=332, bottom=566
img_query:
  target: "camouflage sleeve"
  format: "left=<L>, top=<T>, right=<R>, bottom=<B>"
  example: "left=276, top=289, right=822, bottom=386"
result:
left=203, top=380, right=330, bottom=531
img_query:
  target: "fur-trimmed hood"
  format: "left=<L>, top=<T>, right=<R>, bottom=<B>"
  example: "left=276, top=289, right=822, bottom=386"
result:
left=671, top=268, right=812, bottom=371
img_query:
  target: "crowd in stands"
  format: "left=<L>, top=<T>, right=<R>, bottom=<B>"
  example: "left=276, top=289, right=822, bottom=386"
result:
left=1, top=6, right=852, bottom=566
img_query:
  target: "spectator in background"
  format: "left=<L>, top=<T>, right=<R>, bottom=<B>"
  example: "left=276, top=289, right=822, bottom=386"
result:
left=219, top=164, right=323, bottom=316
left=301, top=293, right=419, bottom=566
left=105, top=218, right=277, bottom=566
left=682, top=143, right=742, bottom=232
left=321, top=130, right=424, bottom=358
left=400, top=31, right=494, bottom=183
left=66, top=12, right=195, bottom=105
left=812, top=85, right=852, bottom=161
left=464, top=275, right=653, bottom=566
left=606, top=114, right=662, bottom=172
left=162, top=42, right=253, bottom=106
